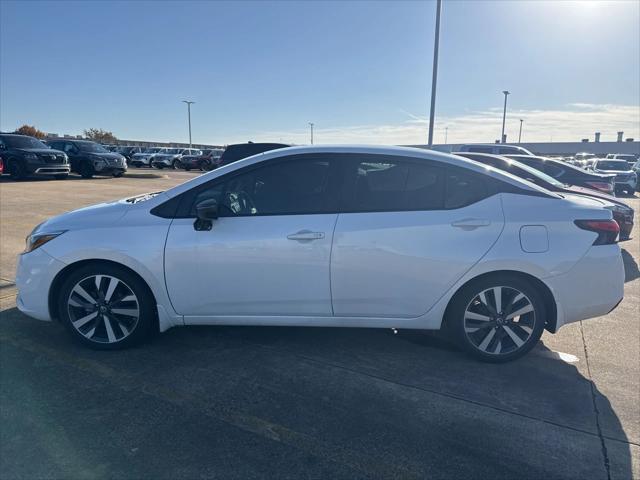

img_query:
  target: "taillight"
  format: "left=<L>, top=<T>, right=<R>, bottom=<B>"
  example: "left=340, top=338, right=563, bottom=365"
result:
left=585, top=181, right=613, bottom=193
left=574, top=219, right=619, bottom=245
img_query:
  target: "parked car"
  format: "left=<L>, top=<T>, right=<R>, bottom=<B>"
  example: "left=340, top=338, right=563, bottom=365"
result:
left=130, top=147, right=168, bottom=167
left=456, top=144, right=534, bottom=156
left=606, top=153, right=638, bottom=165
left=0, top=134, right=70, bottom=180
left=151, top=148, right=202, bottom=169
left=0, top=155, right=4, bottom=175
left=16, top=145, right=624, bottom=363
left=456, top=152, right=634, bottom=240
left=116, top=146, right=145, bottom=164
left=47, top=139, right=127, bottom=178
left=505, top=155, right=616, bottom=194
left=574, top=152, right=599, bottom=162
left=591, top=159, right=638, bottom=195
left=633, top=161, right=640, bottom=191
left=218, top=142, right=290, bottom=167
left=180, top=149, right=225, bottom=171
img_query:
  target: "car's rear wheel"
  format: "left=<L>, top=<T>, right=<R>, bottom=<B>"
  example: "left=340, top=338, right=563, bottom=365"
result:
left=200, top=159, right=212, bottom=171
left=172, top=159, right=182, bottom=169
left=58, top=264, right=155, bottom=350
left=447, top=276, right=545, bottom=362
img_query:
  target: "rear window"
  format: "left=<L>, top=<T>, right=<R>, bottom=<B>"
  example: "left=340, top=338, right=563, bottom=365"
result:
left=468, top=146, right=494, bottom=154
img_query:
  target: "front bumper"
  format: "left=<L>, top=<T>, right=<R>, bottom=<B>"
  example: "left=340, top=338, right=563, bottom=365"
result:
left=33, top=165, right=71, bottom=175
left=16, top=248, right=67, bottom=322
left=151, top=158, right=177, bottom=167
left=546, top=244, right=624, bottom=331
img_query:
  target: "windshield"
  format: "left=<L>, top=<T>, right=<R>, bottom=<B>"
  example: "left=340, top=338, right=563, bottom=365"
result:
left=596, top=160, right=630, bottom=171
left=143, top=148, right=162, bottom=154
left=78, top=142, right=109, bottom=153
left=510, top=160, right=564, bottom=187
left=164, top=148, right=181, bottom=154
left=2, top=135, right=49, bottom=149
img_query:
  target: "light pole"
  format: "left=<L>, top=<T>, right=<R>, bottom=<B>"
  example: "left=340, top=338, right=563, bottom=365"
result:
left=444, top=126, right=448, bottom=144
left=500, top=91, right=510, bottom=143
left=308, top=122, right=314, bottom=145
left=182, top=100, right=195, bottom=148
left=427, top=0, right=442, bottom=147
left=518, top=119, right=523, bottom=143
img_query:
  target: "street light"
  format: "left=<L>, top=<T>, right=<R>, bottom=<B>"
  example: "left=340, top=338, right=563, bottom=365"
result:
left=427, top=0, right=442, bottom=147
left=500, top=91, right=510, bottom=144
left=518, top=118, right=524, bottom=143
left=444, top=126, right=448, bottom=144
left=182, top=100, right=195, bottom=148
left=308, top=122, right=314, bottom=145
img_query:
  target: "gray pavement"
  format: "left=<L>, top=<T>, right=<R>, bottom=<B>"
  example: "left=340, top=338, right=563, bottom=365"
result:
left=0, top=170, right=638, bottom=479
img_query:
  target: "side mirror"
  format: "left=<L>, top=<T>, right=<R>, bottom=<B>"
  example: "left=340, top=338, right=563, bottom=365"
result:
left=194, top=199, right=218, bottom=231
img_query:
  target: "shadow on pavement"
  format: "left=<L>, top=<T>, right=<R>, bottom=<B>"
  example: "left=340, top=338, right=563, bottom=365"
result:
left=0, top=307, right=633, bottom=480
left=622, top=248, right=639, bottom=282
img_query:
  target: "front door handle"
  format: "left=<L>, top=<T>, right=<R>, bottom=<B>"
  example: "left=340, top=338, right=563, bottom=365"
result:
left=287, top=230, right=325, bottom=241
left=451, top=218, right=491, bottom=230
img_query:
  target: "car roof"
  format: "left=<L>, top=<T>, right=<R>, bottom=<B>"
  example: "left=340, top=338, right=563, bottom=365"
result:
left=163, top=144, right=556, bottom=199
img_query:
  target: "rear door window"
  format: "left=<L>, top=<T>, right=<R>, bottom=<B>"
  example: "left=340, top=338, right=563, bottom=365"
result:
left=343, top=156, right=445, bottom=212
left=444, top=169, right=489, bottom=209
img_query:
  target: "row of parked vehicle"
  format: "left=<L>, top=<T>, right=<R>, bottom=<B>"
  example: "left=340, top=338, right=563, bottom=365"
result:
left=0, top=133, right=128, bottom=179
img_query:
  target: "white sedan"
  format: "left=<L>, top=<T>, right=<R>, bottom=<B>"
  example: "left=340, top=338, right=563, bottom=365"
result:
left=15, top=146, right=624, bottom=362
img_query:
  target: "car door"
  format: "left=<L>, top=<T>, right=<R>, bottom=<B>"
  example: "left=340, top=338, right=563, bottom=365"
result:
left=164, top=153, right=342, bottom=318
left=330, top=155, right=504, bottom=318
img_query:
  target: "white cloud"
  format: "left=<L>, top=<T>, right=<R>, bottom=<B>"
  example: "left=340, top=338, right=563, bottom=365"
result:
left=236, top=103, right=640, bottom=145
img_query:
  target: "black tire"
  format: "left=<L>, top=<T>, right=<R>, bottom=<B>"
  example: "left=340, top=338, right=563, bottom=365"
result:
left=57, top=263, right=156, bottom=350
left=172, top=160, right=182, bottom=170
left=445, top=275, right=546, bottom=363
left=184, top=167, right=191, bottom=171
left=155, top=164, right=164, bottom=169
left=80, top=163, right=94, bottom=179
left=9, top=160, right=27, bottom=180
left=54, top=174, right=69, bottom=180
left=113, top=171, right=124, bottom=178
left=200, top=160, right=213, bottom=171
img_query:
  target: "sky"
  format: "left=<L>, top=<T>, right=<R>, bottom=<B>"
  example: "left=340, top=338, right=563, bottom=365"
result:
left=1, top=0, right=639, bottom=146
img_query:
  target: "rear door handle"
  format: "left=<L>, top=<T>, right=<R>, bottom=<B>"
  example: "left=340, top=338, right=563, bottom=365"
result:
left=451, top=218, right=491, bottom=230
left=287, top=230, right=325, bottom=241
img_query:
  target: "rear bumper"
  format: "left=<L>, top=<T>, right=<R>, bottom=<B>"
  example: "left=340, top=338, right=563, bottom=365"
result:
left=546, top=244, right=624, bottom=330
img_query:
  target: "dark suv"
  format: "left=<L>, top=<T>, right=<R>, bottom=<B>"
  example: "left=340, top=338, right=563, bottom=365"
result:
left=0, top=134, right=70, bottom=180
left=47, top=139, right=127, bottom=178
left=218, top=143, right=290, bottom=167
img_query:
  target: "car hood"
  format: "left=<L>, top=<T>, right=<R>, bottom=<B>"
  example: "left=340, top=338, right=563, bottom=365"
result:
left=34, top=199, right=130, bottom=234
left=564, top=185, right=630, bottom=208
left=16, top=148, right=65, bottom=155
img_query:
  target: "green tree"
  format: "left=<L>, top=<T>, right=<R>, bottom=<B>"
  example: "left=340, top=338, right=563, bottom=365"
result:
left=84, top=128, right=118, bottom=144
left=15, top=124, right=47, bottom=139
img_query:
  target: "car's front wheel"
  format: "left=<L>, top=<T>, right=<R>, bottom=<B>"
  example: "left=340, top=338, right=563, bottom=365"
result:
left=57, top=264, right=156, bottom=350
left=447, top=275, right=545, bottom=362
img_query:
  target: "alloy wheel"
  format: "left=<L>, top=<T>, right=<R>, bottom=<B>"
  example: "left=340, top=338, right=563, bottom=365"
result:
left=463, top=286, right=536, bottom=356
left=67, top=275, right=140, bottom=344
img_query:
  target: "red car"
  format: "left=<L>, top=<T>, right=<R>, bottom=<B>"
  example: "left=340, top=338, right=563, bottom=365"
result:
left=179, top=149, right=224, bottom=171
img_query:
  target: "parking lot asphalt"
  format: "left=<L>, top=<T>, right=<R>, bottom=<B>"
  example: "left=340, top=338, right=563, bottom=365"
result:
left=0, top=171, right=638, bottom=479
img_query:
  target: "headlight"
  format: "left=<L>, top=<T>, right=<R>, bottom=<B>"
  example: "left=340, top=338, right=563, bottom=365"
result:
left=24, top=231, right=65, bottom=254
left=24, top=153, right=38, bottom=160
